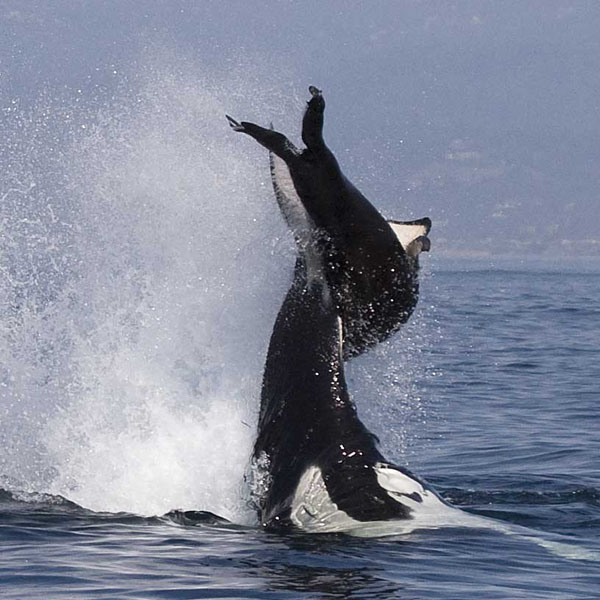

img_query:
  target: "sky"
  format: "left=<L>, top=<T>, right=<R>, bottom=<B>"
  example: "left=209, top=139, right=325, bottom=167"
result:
left=1, top=0, right=599, bottom=258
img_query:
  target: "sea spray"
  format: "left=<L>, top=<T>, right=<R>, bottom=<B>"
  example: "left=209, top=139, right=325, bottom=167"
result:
left=0, top=53, right=428, bottom=520
left=0, top=58, right=297, bottom=520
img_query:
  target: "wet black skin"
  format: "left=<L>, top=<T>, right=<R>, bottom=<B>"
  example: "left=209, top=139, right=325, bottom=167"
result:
left=253, top=257, right=421, bottom=528
left=227, top=87, right=427, bottom=359
left=228, top=87, right=433, bottom=528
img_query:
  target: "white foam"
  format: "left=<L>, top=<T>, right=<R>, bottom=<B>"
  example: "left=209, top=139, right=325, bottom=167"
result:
left=0, top=55, right=300, bottom=520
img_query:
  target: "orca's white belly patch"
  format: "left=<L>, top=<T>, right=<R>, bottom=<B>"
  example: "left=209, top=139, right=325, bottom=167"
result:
left=270, top=153, right=312, bottom=242
left=290, top=465, right=360, bottom=532
left=289, top=462, right=450, bottom=536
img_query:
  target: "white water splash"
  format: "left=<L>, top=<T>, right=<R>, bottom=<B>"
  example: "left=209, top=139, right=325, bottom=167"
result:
left=0, top=51, right=428, bottom=522
left=0, top=55, right=303, bottom=520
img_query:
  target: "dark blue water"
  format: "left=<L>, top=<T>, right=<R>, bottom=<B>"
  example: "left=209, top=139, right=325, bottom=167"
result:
left=2, top=263, right=599, bottom=599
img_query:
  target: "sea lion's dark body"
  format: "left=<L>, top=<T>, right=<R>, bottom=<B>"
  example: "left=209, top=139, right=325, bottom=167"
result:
left=227, top=88, right=430, bottom=358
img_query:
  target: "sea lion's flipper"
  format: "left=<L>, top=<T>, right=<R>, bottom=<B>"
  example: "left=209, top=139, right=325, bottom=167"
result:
left=302, top=86, right=326, bottom=150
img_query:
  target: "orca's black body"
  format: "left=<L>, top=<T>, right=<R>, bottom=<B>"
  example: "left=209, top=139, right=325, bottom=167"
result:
left=253, top=250, right=430, bottom=529
left=227, top=87, right=430, bottom=359
left=229, top=87, right=438, bottom=530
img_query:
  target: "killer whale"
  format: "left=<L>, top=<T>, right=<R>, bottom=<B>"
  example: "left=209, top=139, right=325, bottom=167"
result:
left=228, top=86, right=441, bottom=530
left=227, top=86, right=431, bottom=358
left=251, top=233, right=443, bottom=530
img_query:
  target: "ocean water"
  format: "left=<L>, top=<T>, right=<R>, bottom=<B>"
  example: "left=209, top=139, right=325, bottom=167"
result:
left=1, top=71, right=599, bottom=598
left=1, top=265, right=599, bottom=599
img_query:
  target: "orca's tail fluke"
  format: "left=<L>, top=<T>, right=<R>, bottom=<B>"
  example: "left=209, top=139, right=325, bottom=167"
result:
left=226, top=115, right=300, bottom=161
left=225, top=114, right=245, bottom=132
left=387, top=217, right=432, bottom=257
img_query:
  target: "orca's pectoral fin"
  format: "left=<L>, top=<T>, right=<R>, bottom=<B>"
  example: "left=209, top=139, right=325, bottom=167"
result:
left=226, top=115, right=245, bottom=132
